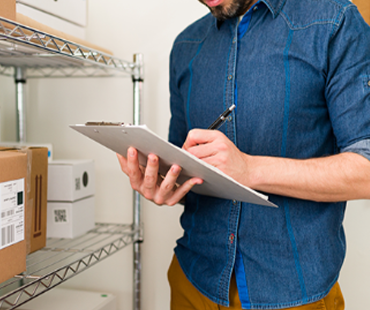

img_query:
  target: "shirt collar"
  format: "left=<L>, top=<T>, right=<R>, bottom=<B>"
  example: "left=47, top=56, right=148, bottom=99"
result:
left=214, top=0, right=287, bottom=29
left=263, top=0, right=287, bottom=18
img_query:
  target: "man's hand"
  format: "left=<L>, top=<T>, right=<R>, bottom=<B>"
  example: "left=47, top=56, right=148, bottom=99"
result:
left=182, top=129, right=253, bottom=186
left=117, top=147, right=203, bottom=206
left=118, top=129, right=370, bottom=203
left=182, top=129, right=370, bottom=202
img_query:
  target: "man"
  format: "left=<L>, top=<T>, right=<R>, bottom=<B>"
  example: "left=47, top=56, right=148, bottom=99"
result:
left=118, top=0, right=370, bottom=308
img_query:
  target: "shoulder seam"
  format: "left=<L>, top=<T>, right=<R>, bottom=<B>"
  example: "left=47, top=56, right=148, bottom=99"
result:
left=280, top=10, right=338, bottom=30
left=330, top=4, right=357, bottom=39
left=279, top=2, right=356, bottom=31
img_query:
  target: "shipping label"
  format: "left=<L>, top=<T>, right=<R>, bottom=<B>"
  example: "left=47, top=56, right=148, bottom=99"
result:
left=0, top=178, right=25, bottom=250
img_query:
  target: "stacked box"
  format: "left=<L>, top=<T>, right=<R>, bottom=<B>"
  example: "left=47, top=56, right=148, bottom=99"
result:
left=0, top=150, right=27, bottom=283
left=0, top=146, right=48, bottom=254
left=0, top=0, right=16, bottom=20
left=47, top=160, right=95, bottom=239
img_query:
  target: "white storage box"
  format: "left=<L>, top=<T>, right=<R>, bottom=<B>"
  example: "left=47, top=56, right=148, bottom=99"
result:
left=17, top=288, right=117, bottom=310
left=48, top=159, right=95, bottom=202
left=17, top=0, right=87, bottom=26
left=47, top=196, right=95, bottom=239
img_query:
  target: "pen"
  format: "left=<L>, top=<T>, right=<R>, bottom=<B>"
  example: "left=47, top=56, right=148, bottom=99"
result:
left=207, top=104, right=236, bottom=130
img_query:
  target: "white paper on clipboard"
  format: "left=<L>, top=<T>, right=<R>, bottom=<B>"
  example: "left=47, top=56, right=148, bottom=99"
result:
left=70, top=123, right=277, bottom=207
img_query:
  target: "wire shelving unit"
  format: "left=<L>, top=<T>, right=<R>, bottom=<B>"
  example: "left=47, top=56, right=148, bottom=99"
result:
left=0, top=16, right=144, bottom=310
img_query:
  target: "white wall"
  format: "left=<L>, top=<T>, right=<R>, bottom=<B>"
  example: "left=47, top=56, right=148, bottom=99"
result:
left=0, top=1, right=369, bottom=309
left=339, top=200, right=370, bottom=308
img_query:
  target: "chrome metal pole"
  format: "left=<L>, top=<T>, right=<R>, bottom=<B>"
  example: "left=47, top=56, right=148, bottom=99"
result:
left=15, top=67, right=27, bottom=143
left=132, top=53, right=144, bottom=310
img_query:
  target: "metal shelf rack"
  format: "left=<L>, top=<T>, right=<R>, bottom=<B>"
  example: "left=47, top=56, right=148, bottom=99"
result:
left=0, top=16, right=144, bottom=310
left=0, top=224, right=140, bottom=309
left=0, top=16, right=136, bottom=78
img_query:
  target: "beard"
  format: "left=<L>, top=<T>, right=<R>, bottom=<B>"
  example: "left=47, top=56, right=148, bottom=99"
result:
left=199, top=0, right=255, bottom=21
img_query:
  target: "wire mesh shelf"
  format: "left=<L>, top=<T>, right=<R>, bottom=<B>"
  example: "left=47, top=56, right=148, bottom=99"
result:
left=0, top=17, right=138, bottom=78
left=0, top=223, right=140, bottom=309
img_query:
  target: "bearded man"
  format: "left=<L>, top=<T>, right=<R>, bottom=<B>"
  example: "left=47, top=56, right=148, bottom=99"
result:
left=118, top=0, right=370, bottom=309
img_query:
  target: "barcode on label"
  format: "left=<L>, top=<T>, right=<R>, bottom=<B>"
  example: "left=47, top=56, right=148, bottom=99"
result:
left=54, top=209, right=67, bottom=223
left=75, top=177, right=81, bottom=191
left=1, top=210, right=14, bottom=218
left=1, top=225, right=15, bottom=247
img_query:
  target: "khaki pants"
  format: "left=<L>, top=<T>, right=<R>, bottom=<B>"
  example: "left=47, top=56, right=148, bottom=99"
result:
left=168, top=255, right=345, bottom=310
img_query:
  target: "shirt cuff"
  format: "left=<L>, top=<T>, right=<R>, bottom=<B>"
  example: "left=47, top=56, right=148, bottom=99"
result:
left=341, top=139, right=370, bottom=161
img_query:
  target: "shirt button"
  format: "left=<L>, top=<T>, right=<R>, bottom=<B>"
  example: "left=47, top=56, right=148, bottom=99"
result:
left=229, top=234, right=235, bottom=243
left=228, top=75, right=233, bottom=80
left=368, top=80, right=370, bottom=87
left=232, top=199, right=237, bottom=205
left=228, top=115, right=233, bottom=122
left=233, top=37, right=237, bottom=44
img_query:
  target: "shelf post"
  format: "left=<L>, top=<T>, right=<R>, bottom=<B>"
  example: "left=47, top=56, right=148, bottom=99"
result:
left=132, top=53, right=144, bottom=310
left=15, top=67, right=27, bottom=143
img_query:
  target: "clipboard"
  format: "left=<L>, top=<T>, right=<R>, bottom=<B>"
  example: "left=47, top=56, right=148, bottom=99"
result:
left=70, top=123, right=277, bottom=207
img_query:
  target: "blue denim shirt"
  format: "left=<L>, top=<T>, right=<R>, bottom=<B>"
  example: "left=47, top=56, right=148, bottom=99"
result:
left=168, top=0, right=370, bottom=308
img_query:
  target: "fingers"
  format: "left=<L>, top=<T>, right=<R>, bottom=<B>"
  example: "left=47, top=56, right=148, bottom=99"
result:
left=126, top=147, right=144, bottom=190
left=116, top=153, right=128, bottom=174
left=153, top=164, right=203, bottom=206
left=166, top=177, right=203, bottom=206
left=186, top=143, right=218, bottom=160
left=183, top=129, right=214, bottom=150
left=122, top=147, right=204, bottom=207
left=183, top=129, right=225, bottom=151
left=141, top=153, right=160, bottom=199
left=183, top=130, right=228, bottom=161
left=155, top=165, right=182, bottom=205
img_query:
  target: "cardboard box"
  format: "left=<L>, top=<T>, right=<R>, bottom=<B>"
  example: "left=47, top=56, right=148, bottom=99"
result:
left=48, top=160, right=95, bottom=202
left=25, top=147, right=48, bottom=254
left=15, top=12, right=113, bottom=55
left=353, top=0, right=370, bottom=25
left=16, top=3, right=86, bottom=40
left=0, top=147, right=48, bottom=254
left=17, top=0, right=87, bottom=27
left=0, top=142, right=53, bottom=162
left=0, top=150, right=27, bottom=284
left=47, top=196, right=95, bottom=239
left=17, top=288, right=116, bottom=310
left=0, top=0, right=16, bottom=21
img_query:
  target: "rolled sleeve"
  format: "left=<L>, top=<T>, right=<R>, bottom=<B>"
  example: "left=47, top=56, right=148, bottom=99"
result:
left=325, top=7, right=370, bottom=150
left=341, top=139, right=370, bottom=161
